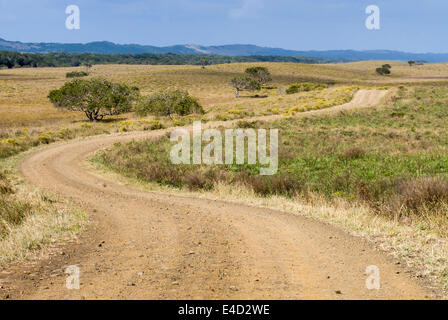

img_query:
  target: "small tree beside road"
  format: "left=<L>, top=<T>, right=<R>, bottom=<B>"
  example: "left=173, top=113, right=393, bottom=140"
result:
left=48, top=78, right=139, bottom=122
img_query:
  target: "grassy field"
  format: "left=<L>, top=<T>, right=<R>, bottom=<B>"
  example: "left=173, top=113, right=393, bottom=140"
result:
left=93, top=84, right=448, bottom=290
left=2, top=60, right=448, bottom=284
left=2, top=61, right=447, bottom=160
left=94, top=85, right=448, bottom=233
left=2, top=61, right=448, bottom=128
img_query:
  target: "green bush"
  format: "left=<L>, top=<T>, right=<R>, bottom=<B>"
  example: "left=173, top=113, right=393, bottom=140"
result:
left=376, top=64, right=392, bottom=76
left=48, top=78, right=139, bottom=122
left=245, top=67, right=272, bottom=86
left=135, top=90, right=204, bottom=117
left=66, top=71, right=89, bottom=78
left=286, top=82, right=328, bottom=94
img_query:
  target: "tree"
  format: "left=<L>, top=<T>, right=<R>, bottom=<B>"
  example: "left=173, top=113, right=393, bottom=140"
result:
left=376, top=64, right=392, bottom=76
left=408, top=60, right=416, bottom=67
left=5, top=58, right=14, bottom=69
left=231, top=76, right=261, bottom=98
left=48, top=78, right=139, bottom=122
left=135, top=90, right=204, bottom=117
left=16, top=56, right=26, bottom=67
left=245, top=67, right=272, bottom=87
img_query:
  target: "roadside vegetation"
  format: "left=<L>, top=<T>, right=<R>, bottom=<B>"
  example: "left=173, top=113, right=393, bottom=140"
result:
left=95, top=85, right=448, bottom=234
left=93, top=85, right=448, bottom=291
left=0, top=158, right=86, bottom=264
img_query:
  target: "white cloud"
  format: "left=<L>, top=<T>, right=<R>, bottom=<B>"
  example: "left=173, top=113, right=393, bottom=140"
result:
left=229, top=0, right=263, bottom=19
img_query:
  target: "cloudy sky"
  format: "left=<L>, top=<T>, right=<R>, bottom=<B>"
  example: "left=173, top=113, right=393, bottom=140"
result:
left=0, top=0, right=446, bottom=52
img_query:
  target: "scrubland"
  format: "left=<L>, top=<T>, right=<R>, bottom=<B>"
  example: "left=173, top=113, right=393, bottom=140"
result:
left=2, top=61, right=448, bottom=291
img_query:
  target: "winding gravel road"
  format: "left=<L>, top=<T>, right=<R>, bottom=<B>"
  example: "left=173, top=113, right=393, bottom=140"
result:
left=5, top=90, right=434, bottom=299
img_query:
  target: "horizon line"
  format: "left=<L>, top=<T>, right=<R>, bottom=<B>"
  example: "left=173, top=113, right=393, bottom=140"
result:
left=2, top=37, right=448, bottom=55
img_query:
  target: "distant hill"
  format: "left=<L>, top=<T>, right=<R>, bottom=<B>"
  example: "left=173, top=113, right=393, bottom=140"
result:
left=2, top=37, right=448, bottom=62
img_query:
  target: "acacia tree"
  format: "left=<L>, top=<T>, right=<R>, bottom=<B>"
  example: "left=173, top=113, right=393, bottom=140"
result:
left=231, top=76, right=261, bottom=98
left=245, top=67, right=272, bottom=87
left=48, top=78, right=139, bottom=122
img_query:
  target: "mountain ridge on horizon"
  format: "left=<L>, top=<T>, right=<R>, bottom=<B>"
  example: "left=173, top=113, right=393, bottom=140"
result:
left=2, top=37, right=448, bottom=62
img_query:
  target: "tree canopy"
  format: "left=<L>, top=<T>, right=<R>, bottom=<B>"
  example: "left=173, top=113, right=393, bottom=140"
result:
left=231, top=76, right=262, bottom=98
left=135, top=89, right=204, bottom=117
left=376, top=64, right=392, bottom=75
left=245, top=66, right=272, bottom=86
left=0, top=51, right=340, bottom=69
left=48, top=78, right=139, bottom=121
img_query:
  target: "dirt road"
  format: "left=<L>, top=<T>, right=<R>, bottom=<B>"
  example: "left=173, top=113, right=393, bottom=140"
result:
left=5, top=90, right=434, bottom=299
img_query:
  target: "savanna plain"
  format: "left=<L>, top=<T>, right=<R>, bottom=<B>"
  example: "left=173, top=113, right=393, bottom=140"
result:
left=1, top=61, right=448, bottom=299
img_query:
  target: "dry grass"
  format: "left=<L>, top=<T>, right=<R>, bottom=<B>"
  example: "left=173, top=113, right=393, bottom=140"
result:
left=90, top=83, right=448, bottom=294
left=0, top=152, right=87, bottom=265
left=2, top=61, right=448, bottom=128
left=386, top=177, right=448, bottom=218
left=0, top=63, right=377, bottom=159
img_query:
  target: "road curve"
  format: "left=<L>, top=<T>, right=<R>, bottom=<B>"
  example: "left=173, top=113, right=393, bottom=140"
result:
left=10, top=90, right=433, bottom=299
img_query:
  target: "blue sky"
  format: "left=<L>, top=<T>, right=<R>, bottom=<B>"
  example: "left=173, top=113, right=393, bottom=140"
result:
left=0, top=0, right=446, bottom=52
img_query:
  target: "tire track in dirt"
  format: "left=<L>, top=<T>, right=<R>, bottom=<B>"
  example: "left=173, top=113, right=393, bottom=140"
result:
left=3, top=90, right=435, bottom=299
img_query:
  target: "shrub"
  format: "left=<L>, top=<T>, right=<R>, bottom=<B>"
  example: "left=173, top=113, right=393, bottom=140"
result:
left=143, top=120, right=164, bottom=131
left=135, top=90, right=204, bottom=117
left=341, top=147, right=366, bottom=160
left=184, top=171, right=213, bottom=190
left=376, top=64, right=392, bottom=76
left=38, top=135, right=52, bottom=144
left=236, top=120, right=261, bottom=129
left=286, top=82, right=328, bottom=94
left=240, top=173, right=301, bottom=197
left=393, top=177, right=448, bottom=214
left=66, top=71, right=89, bottom=78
